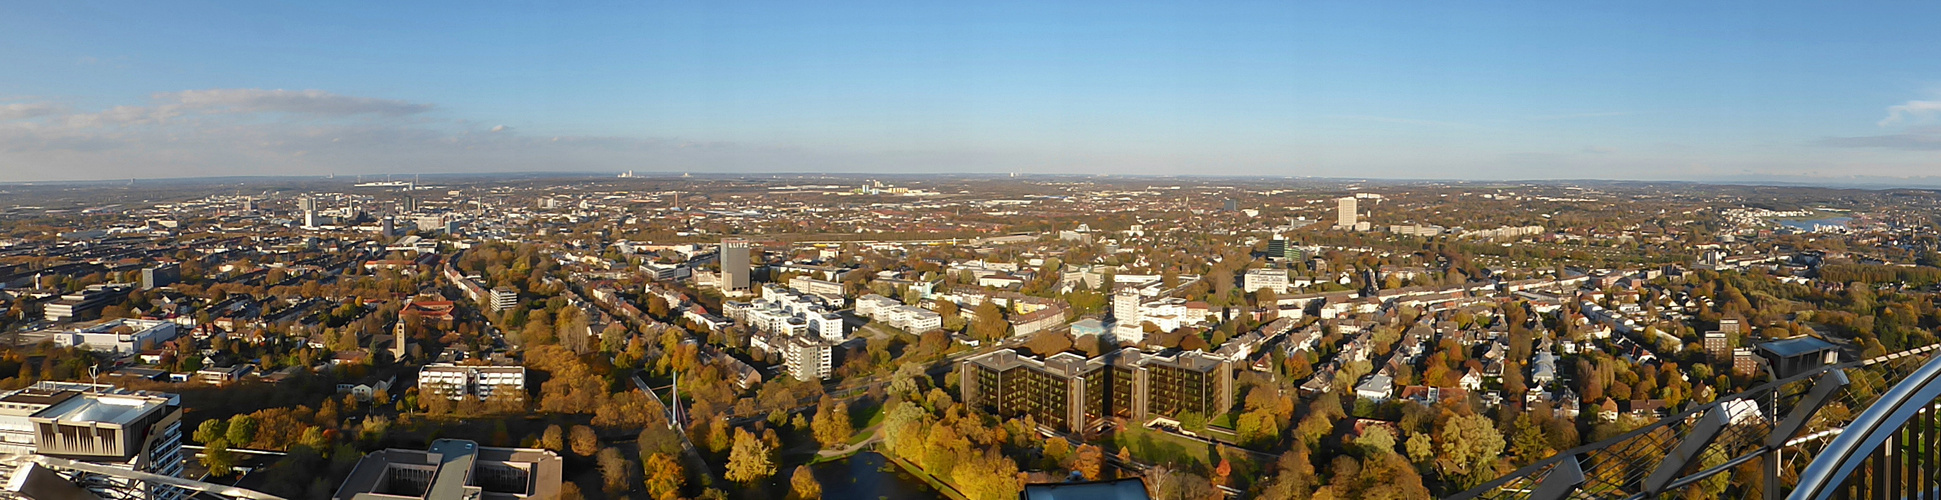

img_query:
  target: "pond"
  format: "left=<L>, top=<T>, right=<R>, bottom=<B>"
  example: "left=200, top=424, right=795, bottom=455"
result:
left=808, top=452, right=945, bottom=500
left=1777, top=217, right=1851, bottom=231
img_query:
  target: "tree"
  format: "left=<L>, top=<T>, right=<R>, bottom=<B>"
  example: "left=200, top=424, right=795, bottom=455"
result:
left=726, top=428, right=776, bottom=483
left=597, top=447, right=635, bottom=494
left=194, top=419, right=228, bottom=445
left=1353, top=426, right=1396, bottom=456
left=971, top=301, right=1010, bottom=341
left=202, top=439, right=239, bottom=476
left=642, top=453, right=686, bottom=500
left=1074, top=444, right=1104, bottom=480
left=790, top=465, right=822, bottom=500
left=1438, top=414, right=1507, bottom=489
left=951, top=451, right=1022, bottom=500
left=540, top=424, right=565, bottom=453
left=1404, top=432, right=1434, bottom=466
left=569, top=425, right=599, bottom=457
left=811, top=401, right=852, bottom=449
left=226, top=415, right=258, bottom=447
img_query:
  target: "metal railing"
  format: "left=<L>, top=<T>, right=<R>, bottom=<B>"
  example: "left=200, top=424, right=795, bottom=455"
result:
left=1451, top=344, right=1941, bottom=500
left=1790, top=350, right=1941, bottom=500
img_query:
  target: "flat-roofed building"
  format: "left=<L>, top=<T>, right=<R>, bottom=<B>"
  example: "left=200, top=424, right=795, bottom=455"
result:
left=961, top=348, right=1235, bottom=433
left=44, top=284, right=130, bottom=323
left=0, top=382, right=187, bottom=500
left=780, top=336, right=832, bottom=382
left=332, top=439, right=563, bottom=500
left=52, top=318, right=180, bottom=355
left=418, top=364, right=527, bottom=401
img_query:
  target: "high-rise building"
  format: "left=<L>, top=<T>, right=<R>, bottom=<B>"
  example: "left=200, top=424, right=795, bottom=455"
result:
left=490, top=287, right=519, bottom=311
left=1266, top=236, right=1303, bottom=261
left=380, top=216, right=395, bottom=238
left=141, top=263, right=180, bottom=290
left=297, top=195, right=316, bottom=213
left=1336, top=197, right=1358, bottom=229
left=1112, top=288, right=1142, bottom=327
left=780, top=336, right=833, bottom=381
left=718, top=238, right=751, bottom=292
left=1224, top=198, right=1239, bottom=212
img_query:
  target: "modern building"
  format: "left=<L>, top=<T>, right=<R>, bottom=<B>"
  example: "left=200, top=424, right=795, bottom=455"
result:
left=140, top=263, right=180, bottom=290
left=43, top=284, right=130, bottom=322
left=779, top=336, right=833, bottom=381
left=417, top=364, right=526, bottom=401
left=856, top=294, right=943, bottom=333
left=1266, top=236, right=1303, bottom=261
left=1336, top=197, right=1358, bottom=229
left=1243, top=268, right=1289, bottom=294
left=0, top=382, right=186, bottom=500
left=641, top=261, right=691, bottom=281
left=332, top=439, right=562, bottom=500
left=489, top=287, right=519, bottom=311
left=959, top=348, right=1234, bottom=433
left=50, top=318, right=179, bottom=355
left=718, top=238, right=751, bottom=292
left=724, top=284, right=845, bottom=341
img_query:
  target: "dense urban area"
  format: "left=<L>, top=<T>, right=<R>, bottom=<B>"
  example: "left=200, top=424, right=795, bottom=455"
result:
left=2, top=173, right=1939, bottom=500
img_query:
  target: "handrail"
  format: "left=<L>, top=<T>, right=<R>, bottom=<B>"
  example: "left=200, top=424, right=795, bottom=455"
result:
left=1450, top=343, right=1941, bottom=500
left=1788, top=352, right=1941, bottom=500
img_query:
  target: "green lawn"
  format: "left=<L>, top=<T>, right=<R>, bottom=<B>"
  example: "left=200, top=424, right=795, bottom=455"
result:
left=1111, top=425, right=1218, bottom=469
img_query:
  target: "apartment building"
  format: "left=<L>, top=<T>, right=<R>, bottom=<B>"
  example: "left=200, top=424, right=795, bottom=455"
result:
left=960, top=348, right=1234, bottom=433
left=418, top=364, right=527, bottom=401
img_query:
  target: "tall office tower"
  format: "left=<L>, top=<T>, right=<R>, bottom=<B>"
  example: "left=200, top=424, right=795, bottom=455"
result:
left=381, top=216, right=395, bottom=238
left=297, top=195, right=316, bottom=213
left=719, top=238, right=751, bottom=291
left=1337, top=197, right=1358, bottom=228
left=238, top=197, right=256, bottom=212
left=1112, top=287, right=1142, bottom=327
left=1224, top=198, right=1239, bottom=212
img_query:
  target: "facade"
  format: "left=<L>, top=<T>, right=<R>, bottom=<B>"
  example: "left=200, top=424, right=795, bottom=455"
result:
left=52, top=318, right=180, bottom=355
left=856, top=294, right=943, bottom=333
left=141, top=263, right=180, bottom=290
left=418, top=364, right=527, bottom=401
left=1243, top=268, right=1289, bottom=294
left=642, top=261, right=692, bottom=281
left=960, top=348, right=1234, bottom=433
left=779, top=336, right=833, bottom=381
left=0, top=383, right=185, bottom=500
left=718, top=238, right=751, bottom=292
left=1336, top=197, right=1358, bottom=229
left=489, top=287, right=519, bottom=311
left=1266, top=237, right=1303, bottom=261
left=44, top=284, right=130, bottom=322
left=333, top=439, right=562, bottom=500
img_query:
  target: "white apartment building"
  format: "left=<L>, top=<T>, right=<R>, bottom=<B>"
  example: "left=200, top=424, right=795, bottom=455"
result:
left=1243, top=268, right=1289, bottom=294
left=418, top=364, right=527, bottom=401
left=780, top=336, right=833, bottom=381
left=856, top=294, right=943, bottom=332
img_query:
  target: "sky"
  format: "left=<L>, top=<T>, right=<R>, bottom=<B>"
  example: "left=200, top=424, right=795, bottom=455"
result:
left=2, top=1, right=1940, bottom=183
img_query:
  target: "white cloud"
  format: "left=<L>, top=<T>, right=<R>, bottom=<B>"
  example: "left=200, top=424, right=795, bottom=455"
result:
left=0, top=102, right=62, bottom=121
left=159, top=89, right=432, bottom=116
left=1879, top=100, right=1941, bottom=127
left=490, top=124, right=510, bottom=132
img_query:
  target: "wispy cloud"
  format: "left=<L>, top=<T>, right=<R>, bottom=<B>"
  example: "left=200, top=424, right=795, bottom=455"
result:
left=1327, top=115, right=1473, bottom=128
left=0, top=102, right=62, bottom=121
left=1529, top=111, right=1640, bottom=121
left=1879, top=100, right=1941, bottom=127
left=1817, top=127, right=1941, bottom=150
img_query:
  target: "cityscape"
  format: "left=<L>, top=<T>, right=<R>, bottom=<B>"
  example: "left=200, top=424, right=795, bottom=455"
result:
left=7, top=2, right=1941, bottom=500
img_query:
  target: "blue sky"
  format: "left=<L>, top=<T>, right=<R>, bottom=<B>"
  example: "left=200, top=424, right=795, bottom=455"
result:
left=3, top=1, right=1939, bottom=182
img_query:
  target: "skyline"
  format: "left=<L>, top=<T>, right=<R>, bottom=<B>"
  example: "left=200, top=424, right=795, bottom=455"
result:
left=4, top=1, right=1941, bottom=182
